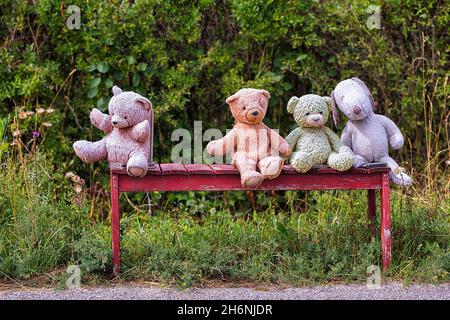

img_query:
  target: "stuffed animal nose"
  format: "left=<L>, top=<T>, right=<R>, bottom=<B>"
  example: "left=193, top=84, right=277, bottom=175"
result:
left=252, top=111, right=259, bottom=116
left=352, top=106, right=362, bottom=114
left=112, top=121, right=118, bottom=125
left=312, top=116, right=320, bottom=122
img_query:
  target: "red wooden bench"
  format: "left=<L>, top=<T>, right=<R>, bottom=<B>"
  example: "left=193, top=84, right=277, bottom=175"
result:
left=110, top=163, right=392, bottom=276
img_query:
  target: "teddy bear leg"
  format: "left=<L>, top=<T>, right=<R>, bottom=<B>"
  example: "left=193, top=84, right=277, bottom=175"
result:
left=290, top=151, right=314, bottom=173
left=73, top=139, right=107, bottom=163
left=233, top=152, right=263, bottom=187
left=258, top=156, right=284, bottom=180
left=126, top=150, right=148, bottom=177
left=327, top=150, right=354, bottom=172
left=379, top=156, right=413, bottom=186
left=353, top=154, right=369, bottom=168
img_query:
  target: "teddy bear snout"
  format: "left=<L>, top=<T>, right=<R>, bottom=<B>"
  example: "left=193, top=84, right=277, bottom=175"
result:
left=305, top=113, right=324, bottom=127
left=111, top=115, right=128, bottom=128
left=244, top=108, right=263, bottom=123
left=352, top=106, right=362, bottom=115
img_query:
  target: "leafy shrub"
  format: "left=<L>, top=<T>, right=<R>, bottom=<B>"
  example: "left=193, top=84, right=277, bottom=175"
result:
left=0, top=1, right=447, bottom=188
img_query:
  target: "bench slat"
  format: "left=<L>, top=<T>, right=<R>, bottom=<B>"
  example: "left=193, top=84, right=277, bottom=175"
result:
left=111, top=163, right=390, bottom=176
left=160, top=163, right=188, bottom=175
left=209, top=164, right=240, bottom=175
left=147, top=163, right=162, bottom=175
left=281, top=165, right=318, bottom=174
left=185, top=164, right=215, bottom=174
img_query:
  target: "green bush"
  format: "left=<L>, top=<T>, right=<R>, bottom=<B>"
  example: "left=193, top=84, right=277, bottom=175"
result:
left=0, top=0, right=447, bottom=187
left=0, top=1, right=448, bottom=286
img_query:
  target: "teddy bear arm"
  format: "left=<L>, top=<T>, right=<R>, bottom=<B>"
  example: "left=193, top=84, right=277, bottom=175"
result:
left=324, top=127, right=344, bottom=152
left=73, top=138, right=107, bottom=163
left=90, top=108, right=112, bottom=133
left=375, top=114, right=404, bottom=150
left=207, top=130, right=236, bottom=156
left=340, top=123, right=353, bottom=149
left=266, top=127, right=291, bottom=157
left=131, top=120, right=151, bottom=143
left=285, top=128, right=302, bottom=151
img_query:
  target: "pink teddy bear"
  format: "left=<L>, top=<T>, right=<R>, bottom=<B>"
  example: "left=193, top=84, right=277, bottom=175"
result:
left=73, top=86, right=152, bottom=177
left=206, top=88, right=291, bottom=187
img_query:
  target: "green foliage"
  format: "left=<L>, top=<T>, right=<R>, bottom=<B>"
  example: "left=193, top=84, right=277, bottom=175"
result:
left=0, top=153, right=448, bottom=285
left=0, top=0, right=447, bottom=184
left=0, top=153, right=87, bottom=278
left=0, top=1, right=448, bottom=286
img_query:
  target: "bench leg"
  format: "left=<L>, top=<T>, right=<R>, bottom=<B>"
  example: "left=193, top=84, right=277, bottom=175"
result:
left=367, top=189, right=377, bottom=236
left=380, top=173, right=391, bottom=270
left=111, top=173, right=120, bottom=277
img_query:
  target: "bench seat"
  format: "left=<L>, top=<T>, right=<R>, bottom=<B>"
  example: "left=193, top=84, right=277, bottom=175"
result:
left=109, top=163, right=392, bottom=276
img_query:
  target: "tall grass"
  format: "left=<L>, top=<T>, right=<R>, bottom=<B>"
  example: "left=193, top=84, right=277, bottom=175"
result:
left=1, top=151, right=447, bottom=287
left=0, top=153, right=87, bottom=280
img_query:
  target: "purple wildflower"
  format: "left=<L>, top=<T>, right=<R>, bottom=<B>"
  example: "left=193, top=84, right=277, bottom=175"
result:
left=32, top=131, right=40, bottom=139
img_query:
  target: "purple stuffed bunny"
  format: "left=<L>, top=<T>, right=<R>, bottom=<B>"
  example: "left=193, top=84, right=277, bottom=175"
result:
left=331, top=77, right=412, bottom=186
left=73, top=86, right=152, bottom=177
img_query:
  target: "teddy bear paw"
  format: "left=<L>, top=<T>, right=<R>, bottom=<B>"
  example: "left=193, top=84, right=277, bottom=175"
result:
left=329, top=153, right=354, bottom=172
left=241, top=171, right=263, bottom=187
left=126, top=154, right=148, bottom=177
left=291, top=158, right=312, bottom=173
left=390, top=169, right=413, bottom=186
left=353, top=155, right=368, bottom=168
left=259, top=156, right=284, bottom=180
left=127, top=165, right=147, bottom=177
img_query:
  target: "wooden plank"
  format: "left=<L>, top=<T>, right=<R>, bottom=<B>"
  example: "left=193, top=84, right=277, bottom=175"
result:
left=380, top=172, right=392, bottom=270
left=110, top=162, right=161, bottom=175
left=118, top=172, right=382, bottom=192
left=160, top=163, right=188, bottom=175
left=315, top=165, right=345, bottom=174
left=185, top=164, right=214, bottom=174
left=110, top=172, right=120, bottom=276
left=147, top=163, right=161, bottom=175
left=281, top=165, right=298, bottom=174
left=210, top=164, right=239, bottom=175
left=110, top=163, right=390, bottom=175
left=314, top=166, right=389, bottom=174
left=282, top=164, right=317, bottom=174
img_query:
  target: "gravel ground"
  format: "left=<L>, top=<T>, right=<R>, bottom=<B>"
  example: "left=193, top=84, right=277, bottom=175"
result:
left=1, top=282, right=449, bottom=300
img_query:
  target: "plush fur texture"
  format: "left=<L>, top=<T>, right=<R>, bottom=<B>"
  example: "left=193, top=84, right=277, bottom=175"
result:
left=206, top=88, right=291, bottom=187
left=331, top=77, right=413, bottom=186
left=285, top=94, right=354, bottom=173
left=73, top=86, right=152, bottom=177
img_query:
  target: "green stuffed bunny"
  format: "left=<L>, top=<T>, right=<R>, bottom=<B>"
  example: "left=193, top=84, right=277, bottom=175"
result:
left=285, top=94, right=354, bottom=173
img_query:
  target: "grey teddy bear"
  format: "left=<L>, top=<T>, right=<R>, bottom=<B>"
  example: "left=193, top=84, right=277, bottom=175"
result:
left=331, top=77, right=413, bottom=186
left=285, top=94, right=354, bottom=173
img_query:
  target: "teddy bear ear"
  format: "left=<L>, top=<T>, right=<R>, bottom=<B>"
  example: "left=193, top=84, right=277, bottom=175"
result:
left=351, top=77, right=376, bottom=110
left=259, top=89, right=270, bottom=100
left=329, top=92, right=340, bottom=128
left=112, top=86, right=122, bottom=96
left=225, top=93, right=239, bottom=105
left=135, top=96, right=152, bottom=110
left=286, top=96, right=299, bottom=114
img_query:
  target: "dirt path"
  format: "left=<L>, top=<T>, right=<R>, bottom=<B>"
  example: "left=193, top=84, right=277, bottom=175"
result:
left=1, top=282, right=449, bottom=300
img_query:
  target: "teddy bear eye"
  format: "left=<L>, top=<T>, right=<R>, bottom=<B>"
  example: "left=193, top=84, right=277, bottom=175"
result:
left=306, top=112, right=310, bottom=116
left=242, top=107, right=246, bottom=110
left=319, top=111, right=323, bottom=114
left=125, top=116, right=128, bottom=119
